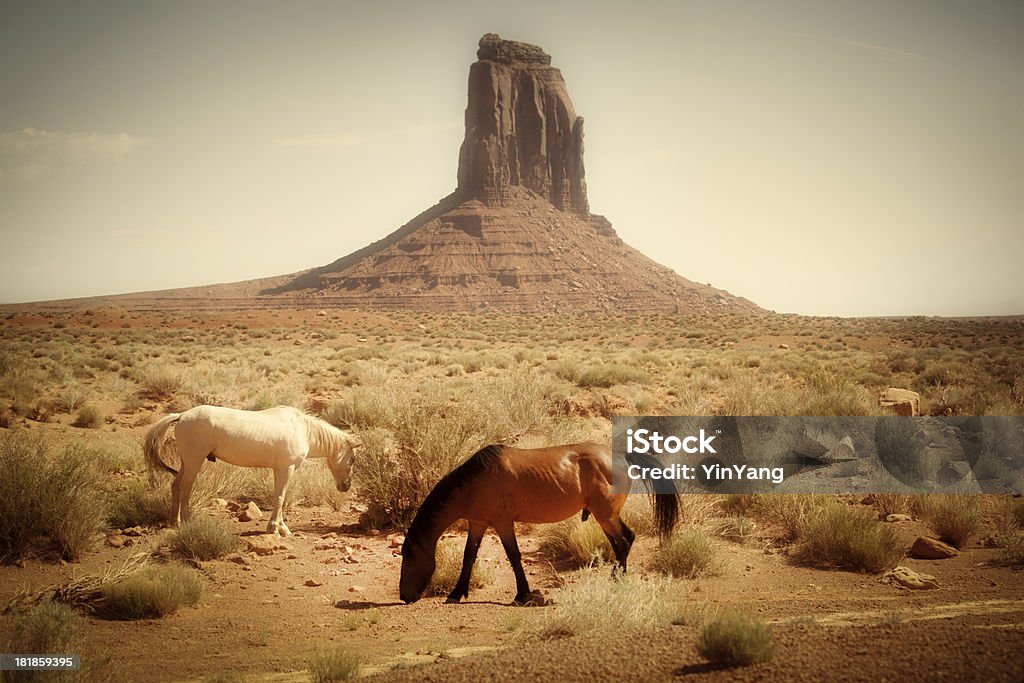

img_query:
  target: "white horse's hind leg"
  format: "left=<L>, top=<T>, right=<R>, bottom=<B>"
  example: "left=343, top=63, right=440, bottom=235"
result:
left=176, top=460, right=203, bottom=525
left=170, top=471, right=184, bottom=527
left=268, top=464, right=295, bottom=536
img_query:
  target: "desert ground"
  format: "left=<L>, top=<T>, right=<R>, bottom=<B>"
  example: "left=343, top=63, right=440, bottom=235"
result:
left=1, top=305, right=1023, bottom=682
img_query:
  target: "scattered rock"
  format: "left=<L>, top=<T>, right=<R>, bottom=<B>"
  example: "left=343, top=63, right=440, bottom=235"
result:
left=348, top=585, right=366, bottom=593
left=882, top=566, right=939, bottom=590
left=181, top=335, right=197, bottom=342
left=316, top=310, right=327, bottom=317
left=388, top=534, right=405, bottom=549
left=105, top=534, right=127, bottom=548
left=245, top=537, right=292, bottom=556
left=225, top=553, right=251, bottom=566
left=305, top=579, right=324, bottom=588
left=778, top=343, right=789, bottom=349
left=885, top=514, right=913, bottom=523
left=121, top=526, right=143, bottom=537
left=879, top=388, right=921, bottom=416
left=238, top=501, right=263, bottom=522
left=212, top=498, right=229, bottom=509
left=911, top=536, right=959, bottom=559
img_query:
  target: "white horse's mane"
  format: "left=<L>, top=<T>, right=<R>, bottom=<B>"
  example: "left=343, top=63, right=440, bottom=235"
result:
left=300, top=412, right=348, bottom=463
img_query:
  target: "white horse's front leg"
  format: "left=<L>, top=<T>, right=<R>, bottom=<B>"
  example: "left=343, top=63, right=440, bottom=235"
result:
left=268, top=464, right=295, bottom=536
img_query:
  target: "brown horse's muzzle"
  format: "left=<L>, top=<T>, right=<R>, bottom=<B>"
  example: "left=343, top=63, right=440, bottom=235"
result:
left=336, top=481, right=351, bottom=493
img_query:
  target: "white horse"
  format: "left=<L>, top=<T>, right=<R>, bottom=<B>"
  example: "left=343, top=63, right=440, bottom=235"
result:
left=143, top=405, right=361, bottom=535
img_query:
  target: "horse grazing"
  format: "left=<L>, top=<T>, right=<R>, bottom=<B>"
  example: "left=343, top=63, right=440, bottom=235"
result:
left=143, top=405, right=361, bottom=535
left=399, top=442, right=679, bottom=605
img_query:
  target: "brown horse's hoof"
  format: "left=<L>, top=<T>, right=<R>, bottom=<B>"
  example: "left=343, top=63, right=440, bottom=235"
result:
left=444, top=595, right=464, bottom=604
left=512, top=591, right=549, bottom=607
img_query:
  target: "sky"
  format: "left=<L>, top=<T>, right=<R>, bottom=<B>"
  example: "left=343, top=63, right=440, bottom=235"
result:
left=1, top=0, right=1022, bottom=316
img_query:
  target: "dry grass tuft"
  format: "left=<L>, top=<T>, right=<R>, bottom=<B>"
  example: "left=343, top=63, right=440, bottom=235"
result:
left=697, top=610, right=776, bottom=667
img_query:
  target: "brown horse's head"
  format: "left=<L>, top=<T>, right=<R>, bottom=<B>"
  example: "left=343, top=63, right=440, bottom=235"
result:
left=399, top=535, right=435, bottom=604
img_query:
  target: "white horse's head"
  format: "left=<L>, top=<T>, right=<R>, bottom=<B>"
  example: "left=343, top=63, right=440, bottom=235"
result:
left=327, top=431, right=361, bottom=492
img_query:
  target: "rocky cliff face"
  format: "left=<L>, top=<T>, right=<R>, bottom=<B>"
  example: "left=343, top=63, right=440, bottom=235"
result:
left=456, top=34, right=589, bottom=215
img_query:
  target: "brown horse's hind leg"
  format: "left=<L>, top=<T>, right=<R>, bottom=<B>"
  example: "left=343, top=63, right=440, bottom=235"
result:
left=446, top=522, right=486, bottom=604
left=495, top=521, right=539, bottom=606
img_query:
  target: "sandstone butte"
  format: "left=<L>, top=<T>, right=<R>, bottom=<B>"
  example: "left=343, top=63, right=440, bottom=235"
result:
left=47, top=34, right=763, bottom=315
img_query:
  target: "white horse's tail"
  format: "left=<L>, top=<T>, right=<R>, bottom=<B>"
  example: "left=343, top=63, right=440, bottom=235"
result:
left=144, top=413, right=182, bottom=476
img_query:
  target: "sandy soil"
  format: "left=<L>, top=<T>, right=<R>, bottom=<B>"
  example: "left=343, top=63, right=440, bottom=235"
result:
left=2, top=501, right=1022, bottom=682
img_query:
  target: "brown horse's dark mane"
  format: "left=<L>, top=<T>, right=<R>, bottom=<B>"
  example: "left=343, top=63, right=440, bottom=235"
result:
left=406, top=444, right=505, bottom=546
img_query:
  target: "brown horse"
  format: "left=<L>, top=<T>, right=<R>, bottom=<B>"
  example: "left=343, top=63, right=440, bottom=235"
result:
left=399, top=442, right=679, bottom=605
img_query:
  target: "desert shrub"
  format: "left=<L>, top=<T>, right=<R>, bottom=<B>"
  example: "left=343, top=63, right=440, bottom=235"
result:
left=873, top=494, right=914, bottom=518
left=1011, top=500, right=1024, bottom=529
left=575, top=364, right=650, bottom=388
left=0, top=433, right=105, bottom=562
left=106, top=481, right=168, bottom=529
left=169, top=515, right=238, bottom=561
left=0, top=602, right=113, bottom=683
left=792, top=501, right=902, bottom=573
left=650, top=528, right=722, bottom=578
left=538, top=518, right=612, bottom=568
left=719, top=494, right=757, bottom=516
left=696, top=611, right=776, bottom=667
left=101, top=564, right=202, bottom=619
left=795, top=371, right=876, bottom=416
left=713, top=516, right=757, bottom=544
left=425, top=537, right=496, bottom=596
left=308, top=646, right=362, bottom=682
left=750, top=495, right=832, bottom=543
left=336, top=370, right=572, bottom=528
left=920, top=495, right=980, bottom=549
left=1001, top=534, right=1024, bottom=567
left=535, top=572, right=678, bottom=639
left=136, top=364, right=185, bottom=400
left=74, top=404, right=105, bottom=429
left=874, top=418, right=927, bottom=485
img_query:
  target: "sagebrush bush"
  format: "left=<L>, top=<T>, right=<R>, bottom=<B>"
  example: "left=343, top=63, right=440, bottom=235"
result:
left=575, top=364, right=650, bottom=388
left=650, top=528, right=722, bottom=578
left=538, top=518, right=613, bottom=568
left=308, top=646, right=362, bottom=682
left=106, top=481, right=168, bottom=528
left=170, top=515, right=239, bottom=561
left=425, top=537, right=496, bottom=596
left=793, top=502, right=902, bottom=573
left=696, top=611, right=776, bottom=667
left=920, top=495, right=980, bottom=549
left=136, top=364, right=185, bottom=400
left=101, top=564, right=202, bottom=619
left=74, top=404, right=105, bottom=429
left=335, top=369, right=573, bottom=528
left=713, top=516, right=757, bottom=544
left=0, top=432, right=105, bottom=562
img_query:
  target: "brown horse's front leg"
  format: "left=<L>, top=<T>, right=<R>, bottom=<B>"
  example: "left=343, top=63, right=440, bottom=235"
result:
left=446, top=522, right=486, bottom=604
left=495, top=522, right=542, bottom=606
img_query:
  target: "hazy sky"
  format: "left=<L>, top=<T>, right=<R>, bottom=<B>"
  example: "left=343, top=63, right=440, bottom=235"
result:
left=1, top=1, right=1021, bottom=316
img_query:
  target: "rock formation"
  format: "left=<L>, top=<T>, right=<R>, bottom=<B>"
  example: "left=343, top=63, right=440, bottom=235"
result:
left=457, top=33, right=589, bottom=215
left=77, top=34, right=761, bottom=315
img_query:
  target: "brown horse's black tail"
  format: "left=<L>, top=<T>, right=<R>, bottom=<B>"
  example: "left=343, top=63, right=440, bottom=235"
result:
left=625, top=451, right=680, bottom=538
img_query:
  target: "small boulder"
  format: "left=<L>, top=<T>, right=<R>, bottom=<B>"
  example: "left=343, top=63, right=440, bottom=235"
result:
left=910, top=536, right=959, bottom=559
left=305, top=579, right=324, bottom=587
left=879, top=388, right=920, bottom=416
left=885, top=514, right=913, bottom=523
left=238, top=501, right=263, bottom=522
left=882, top=566, right=939, bottom=590
left=105, top=534, right=127, bottom=548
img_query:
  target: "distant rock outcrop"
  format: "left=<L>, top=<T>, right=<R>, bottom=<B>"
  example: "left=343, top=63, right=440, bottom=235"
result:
left=457, top=33, right=589, bottom=215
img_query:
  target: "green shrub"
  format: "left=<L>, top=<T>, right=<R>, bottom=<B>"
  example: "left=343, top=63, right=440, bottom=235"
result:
left=0, top=433, right=105, bottom=562
left=169, top=515, right=238, bottom=561
left=106, top=481, right=168, bottom=529
left=696, top=611, right=776, bottom=667
left=920, top=495, right=980, bottom=549
left=308, top=646, right=362, bottom=682
left=101, top=564, right=202, bottom=619
left=576, top=364, right=650, bottom=388
left=793, top=502, right=902, bottom=573
left=1001, top=534, right=1024, bottom=567
left=650, top=528, right=722, bottom=578
left=538, top=518, right=613, bottom=568
left=73, top=404, right=105, bottom=429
